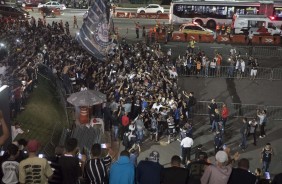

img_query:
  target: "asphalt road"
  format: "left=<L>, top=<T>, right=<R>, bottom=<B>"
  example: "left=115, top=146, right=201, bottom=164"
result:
left=29, top=9, right=282, bottom=177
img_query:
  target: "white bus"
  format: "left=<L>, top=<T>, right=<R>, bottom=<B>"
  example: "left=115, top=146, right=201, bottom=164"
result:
left=169, top=1, right=282, bottom=29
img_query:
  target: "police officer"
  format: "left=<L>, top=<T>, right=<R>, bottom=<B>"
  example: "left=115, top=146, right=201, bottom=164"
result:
left=214, top=131, right=223, bottom=154
left=221, top=23, right=226, bottom=35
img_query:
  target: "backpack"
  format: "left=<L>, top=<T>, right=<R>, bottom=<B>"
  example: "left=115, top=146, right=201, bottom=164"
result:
left=122, top=133, right=129, bottom=147
left=188, top=162, right=207, bottom=182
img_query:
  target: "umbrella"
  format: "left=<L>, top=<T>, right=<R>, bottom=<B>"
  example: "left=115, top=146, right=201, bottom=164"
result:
left=67, top=89, right=106, bottom=106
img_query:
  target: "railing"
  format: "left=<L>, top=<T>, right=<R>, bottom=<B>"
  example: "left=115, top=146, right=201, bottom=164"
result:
left=193, top=101, right=282, bottom=120
left=178, top=65, right=282, bottom=80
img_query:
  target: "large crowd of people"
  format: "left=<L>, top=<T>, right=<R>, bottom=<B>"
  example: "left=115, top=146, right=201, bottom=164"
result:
left=0, top=14, right=281, bottom=184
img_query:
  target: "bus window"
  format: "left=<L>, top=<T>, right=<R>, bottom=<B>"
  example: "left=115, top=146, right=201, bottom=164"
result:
left=235, top=8, right=245, bottom=15
left=246, top=7, right=258, bottom=15
left=227, top=6, right=234, bottom=18
left=273, top=7, right=282, bottom=20
left=268, top=22, right=275, bottom=29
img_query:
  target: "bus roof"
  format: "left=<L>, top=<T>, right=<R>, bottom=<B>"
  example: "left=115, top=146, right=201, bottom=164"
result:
left=171, top=0, right=282, bottom=7
left=171, top=1, right=261, bottom=6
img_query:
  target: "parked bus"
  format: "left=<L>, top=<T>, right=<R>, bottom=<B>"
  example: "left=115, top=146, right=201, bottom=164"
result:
left=169, top=1, right=282, bottom=29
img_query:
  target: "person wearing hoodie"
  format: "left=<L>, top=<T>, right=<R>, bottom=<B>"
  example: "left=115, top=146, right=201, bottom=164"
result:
left=109, top=150, right=135, bottom=184
left=201, top=150, right=237, bottom=184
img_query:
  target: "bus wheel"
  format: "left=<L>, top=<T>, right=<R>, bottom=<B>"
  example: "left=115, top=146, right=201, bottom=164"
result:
left=194, top=19, right=203, bottom=26
left=207, top=20, right=216, bottom=30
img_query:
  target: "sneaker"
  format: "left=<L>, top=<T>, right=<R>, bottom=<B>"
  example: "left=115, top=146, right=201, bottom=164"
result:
left=263, top=135, right=266, bottom=138
left=259, top=136, right=264, bottom=138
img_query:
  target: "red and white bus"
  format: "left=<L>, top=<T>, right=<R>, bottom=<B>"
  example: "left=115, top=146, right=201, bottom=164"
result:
left=169, top=1, right=282, bottom=29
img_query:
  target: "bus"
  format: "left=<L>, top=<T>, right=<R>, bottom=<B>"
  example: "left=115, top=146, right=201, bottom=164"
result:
left=169, top=1, right=282, bottom=29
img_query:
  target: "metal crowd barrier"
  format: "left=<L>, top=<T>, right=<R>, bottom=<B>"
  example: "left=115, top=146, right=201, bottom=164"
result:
left=193, top=101, right=282, bottom=120
left=178, top=66, right=281, bottom=80
left=193, top=101, right=224, bottom=116
left=233, top=46, right=282, bottom=59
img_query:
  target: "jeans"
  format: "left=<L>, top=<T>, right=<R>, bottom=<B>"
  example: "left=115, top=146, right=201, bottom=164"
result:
left=205, top=67, right=209, bottom=77
left=222, top=117, right=227, bottom=132
left=241, top=134, right=247, bottom=149
left=113, top=126, right=119, bottom=140
left=262, top=161, right=270, bottom=172
left=212, top=120, right=218, bottom=132
left=136, top=129, right=144, bottom=143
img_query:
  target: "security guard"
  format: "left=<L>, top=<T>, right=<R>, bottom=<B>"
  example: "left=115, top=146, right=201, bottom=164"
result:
left=188, top=38, right=196, bottom=53
left=216, top=24, right=221, bottom=35
left=226, top=25, right=231, bottom=35
left=221, top=23, right=226, bottom=35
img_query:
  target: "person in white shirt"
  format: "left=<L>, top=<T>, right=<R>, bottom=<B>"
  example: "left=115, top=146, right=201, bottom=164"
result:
left=11, top=122, right=27, bottom=141
left=180, top=135, right=193, bottom=165
left=248, top=118, right=258, bottom=146
left=80, top=84, right=87, bottom=91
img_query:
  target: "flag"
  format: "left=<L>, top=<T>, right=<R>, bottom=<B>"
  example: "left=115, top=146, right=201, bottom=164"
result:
left=76, top=0, right=113, bottom=61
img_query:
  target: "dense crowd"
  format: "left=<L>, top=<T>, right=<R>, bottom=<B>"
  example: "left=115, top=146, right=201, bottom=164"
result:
left=0, top=16, right=281, bottom=184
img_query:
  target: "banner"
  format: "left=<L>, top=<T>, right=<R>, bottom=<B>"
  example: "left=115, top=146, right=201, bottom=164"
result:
left=76, top=0, right=113, bottom=61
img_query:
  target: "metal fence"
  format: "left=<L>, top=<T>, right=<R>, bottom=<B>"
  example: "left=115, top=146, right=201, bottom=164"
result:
left=195, top=45, right=282, bottom=59
left=193, top=101, right=282, bottom=120
left=178, top=65, right=282, bottom=80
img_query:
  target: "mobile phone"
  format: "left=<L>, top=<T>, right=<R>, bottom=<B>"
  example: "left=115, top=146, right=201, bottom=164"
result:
left=0, top=151, right=5, bottom=156
left=265, top=172, right=270, bottom=180
left=38, top=154, right=44, bottom=158
left=78, top=153, right=82, bottom=160
left=101, top=144, right=107, bottom=149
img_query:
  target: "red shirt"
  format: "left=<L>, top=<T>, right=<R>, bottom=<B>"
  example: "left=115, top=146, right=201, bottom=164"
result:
left=122, top=115, right=129, bottom=127
left=221, top=107, right=229, bottom=119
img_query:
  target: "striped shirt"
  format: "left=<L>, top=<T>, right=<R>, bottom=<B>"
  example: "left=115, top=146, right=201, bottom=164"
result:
left=84, top=156, right=112, bottom=184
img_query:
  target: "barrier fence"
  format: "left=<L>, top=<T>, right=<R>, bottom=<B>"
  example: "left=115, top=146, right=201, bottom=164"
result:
left=193, top=101, right=282, bottom=120
left=178, top=65, right=282, bottom=81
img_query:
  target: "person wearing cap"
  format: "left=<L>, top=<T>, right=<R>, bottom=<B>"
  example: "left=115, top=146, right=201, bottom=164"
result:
left=228, top=158, right=257, bottom=184
left=19, top=139, right=53, bottom=184
left=201, top=150, right=238, bottom=184
left=136, top=151, right=164, bottom=184
left=109, top=150, right=135, bottom=184
left=161, top=155, right=189, bottom=184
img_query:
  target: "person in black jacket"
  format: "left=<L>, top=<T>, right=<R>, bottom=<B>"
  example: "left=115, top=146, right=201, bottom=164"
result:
left=161, top=155, right=189, bottom=184
left=228, top=158, right=257, bottom=184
